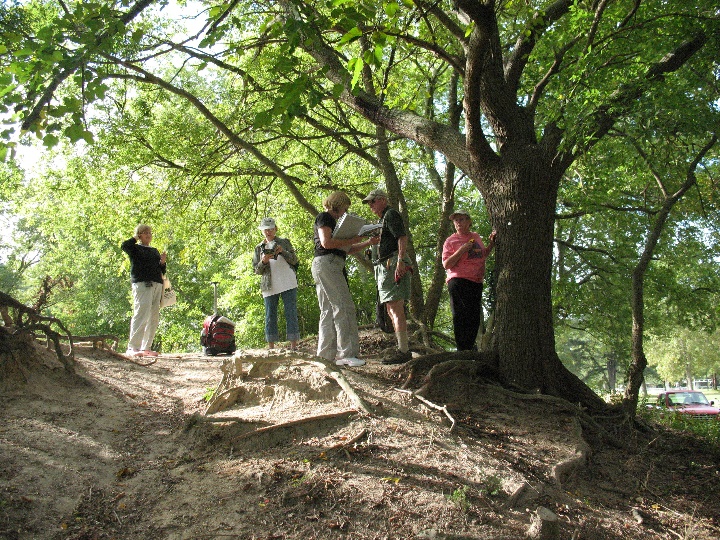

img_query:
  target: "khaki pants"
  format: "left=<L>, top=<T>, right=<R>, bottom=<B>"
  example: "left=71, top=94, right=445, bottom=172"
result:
left=128, top=281, right=162, bottom=351
left=374, top=252, right=411, bottom=303
left=311, top=255, right=359, bottom=361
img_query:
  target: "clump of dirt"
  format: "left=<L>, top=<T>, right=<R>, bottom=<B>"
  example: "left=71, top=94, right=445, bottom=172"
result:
left=1, top=331, right=719, bottom=540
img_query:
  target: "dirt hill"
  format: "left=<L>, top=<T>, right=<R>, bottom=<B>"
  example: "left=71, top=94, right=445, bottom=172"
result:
left=1, top=332, right=719, bottom=539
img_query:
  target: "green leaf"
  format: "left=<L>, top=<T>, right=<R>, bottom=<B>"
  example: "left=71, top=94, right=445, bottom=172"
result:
left=280, top=113, right=292, bottom=133
left=253, top=110, right=271, bottom=129
left=338, top=27, right=362, bottom=46
left=350, top=57, right=363, bottom=88
left=374, top=44, right=383, bottom=65
left=65, top=123, right=85, bottom=143
left=42, top=134, right=60, bottom=148
left=384, top=2, right=399, bottom=17
left=208, top=5, right=226, bottom=19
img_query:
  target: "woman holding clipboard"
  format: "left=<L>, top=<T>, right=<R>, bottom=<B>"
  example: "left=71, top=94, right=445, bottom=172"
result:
left=311, top=191, right=379, bottom=367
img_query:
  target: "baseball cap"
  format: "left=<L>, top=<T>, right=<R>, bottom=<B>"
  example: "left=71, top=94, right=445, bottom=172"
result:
left=362, top=189, right=388, bottom=203
left=449, top=210, right=471, bottom=220
left=258, top=217, right=277, bottom=230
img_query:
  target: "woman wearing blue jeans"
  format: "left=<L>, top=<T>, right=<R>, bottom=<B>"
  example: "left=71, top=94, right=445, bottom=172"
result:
left=252, top=217, right=300, bottom=349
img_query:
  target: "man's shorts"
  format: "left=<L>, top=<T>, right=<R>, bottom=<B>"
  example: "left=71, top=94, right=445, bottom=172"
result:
left=375, top=252, right=411, bottom=303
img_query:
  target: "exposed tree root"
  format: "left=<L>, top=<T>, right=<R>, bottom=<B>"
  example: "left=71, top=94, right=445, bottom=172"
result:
left=204, top=351, right=374, bottom=416
left=230, top=410, right=358, bottom=446
left=205, top=355, right=244, bottom=415
left=183, top=412, right=271, bottom=431
left=484, top=384, right=625, bottom=449
left=396, top=355, right=604, bottom=492
left=327, top=428, right=368, bottom=451
left=551, top=417, right=592, bottom=489
left=527, top=506, right=560, bottom=540
left=64, top=334, right=119, bottom=351
left=1, top=291, right=75, bottom=373
left=98, top=347, right=158, bottom=366
left=305, top=357, right=373, bottom=414
left=398, top=352, right=502, bottom=391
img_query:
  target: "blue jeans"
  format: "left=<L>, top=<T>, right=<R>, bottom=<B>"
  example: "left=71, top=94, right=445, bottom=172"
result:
left=263, top=287, right=300, bottom=343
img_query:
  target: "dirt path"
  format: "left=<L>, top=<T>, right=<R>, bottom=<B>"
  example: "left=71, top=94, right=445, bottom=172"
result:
left=1, top=339, right=719, bottom=539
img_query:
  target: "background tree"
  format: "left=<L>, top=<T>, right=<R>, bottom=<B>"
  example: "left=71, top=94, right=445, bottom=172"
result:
left=647, top=329, right=720, bottom=388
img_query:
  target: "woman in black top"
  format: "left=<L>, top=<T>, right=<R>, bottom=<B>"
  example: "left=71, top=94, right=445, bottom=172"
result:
left=311, top=192, right=378, bottom=366
left=121, top=224, right=166, bottom=357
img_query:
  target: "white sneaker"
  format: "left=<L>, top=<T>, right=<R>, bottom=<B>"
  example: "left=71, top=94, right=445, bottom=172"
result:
left=335, top=357, right=365, bottom=367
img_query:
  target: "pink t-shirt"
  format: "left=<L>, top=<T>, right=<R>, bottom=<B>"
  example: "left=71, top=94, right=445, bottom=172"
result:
left=442, top=232, right=489, bottom=284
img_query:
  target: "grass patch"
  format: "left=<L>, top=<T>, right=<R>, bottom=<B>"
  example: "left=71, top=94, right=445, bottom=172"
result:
left=447, top=486, right=470, bottom=511
left=640, top=406, right=720, bottom=444
left=202, top=387, right=215, bottom=402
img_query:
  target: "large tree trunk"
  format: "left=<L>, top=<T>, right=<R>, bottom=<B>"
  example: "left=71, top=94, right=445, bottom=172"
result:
left=483, top=153, right=606, bottom=412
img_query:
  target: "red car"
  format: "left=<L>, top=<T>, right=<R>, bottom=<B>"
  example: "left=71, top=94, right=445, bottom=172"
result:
left=653, top=390, right=720, bottom=420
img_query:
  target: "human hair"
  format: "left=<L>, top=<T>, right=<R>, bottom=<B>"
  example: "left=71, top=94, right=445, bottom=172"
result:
left=323, top=191, right=351, bottom=213
left=134, top=224, right=151, bottom=237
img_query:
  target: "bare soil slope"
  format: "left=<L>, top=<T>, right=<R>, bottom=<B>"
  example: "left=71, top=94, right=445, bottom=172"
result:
left=1, top=334, right=719, bottom=540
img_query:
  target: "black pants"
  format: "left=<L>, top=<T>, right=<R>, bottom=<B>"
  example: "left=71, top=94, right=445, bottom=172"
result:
left=447, top=277, right=484, bottom=351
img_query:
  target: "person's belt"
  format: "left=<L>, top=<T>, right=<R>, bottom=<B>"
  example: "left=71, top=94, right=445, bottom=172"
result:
left=315, top=251, right=346, bottom=259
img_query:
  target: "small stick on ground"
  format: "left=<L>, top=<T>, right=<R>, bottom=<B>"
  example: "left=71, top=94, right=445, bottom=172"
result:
left=328, top=428, right=369, bottom=451
left=394, top=387, right=456, bottom=431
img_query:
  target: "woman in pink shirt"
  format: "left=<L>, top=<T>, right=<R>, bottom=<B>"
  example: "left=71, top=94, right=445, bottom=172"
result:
left=442, top=210, right=496, bottom=350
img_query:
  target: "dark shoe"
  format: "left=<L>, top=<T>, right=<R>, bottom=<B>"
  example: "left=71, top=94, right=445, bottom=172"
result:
left=381, top=349, right=412, bottom=365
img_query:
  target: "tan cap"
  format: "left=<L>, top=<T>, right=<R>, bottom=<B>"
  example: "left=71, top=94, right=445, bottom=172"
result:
left=449, top=210, right=471, bottom=220
left=258, top=217, right=276, bottom=230
left=362, top=189, right=388, bottom=203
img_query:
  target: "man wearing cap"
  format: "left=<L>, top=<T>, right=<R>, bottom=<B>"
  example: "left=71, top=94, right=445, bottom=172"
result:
left=253, top=217, right=300, bottom=350
left=364, top=189, right=413, bottom=364
left=442, top=210, right=497, bottom=351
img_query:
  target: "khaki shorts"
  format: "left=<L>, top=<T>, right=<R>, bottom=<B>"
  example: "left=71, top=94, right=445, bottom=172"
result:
left=375, top=252, right=411, bottom=303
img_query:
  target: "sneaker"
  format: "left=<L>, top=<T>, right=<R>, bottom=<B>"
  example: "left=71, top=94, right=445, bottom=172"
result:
left=335, top=357, right=366, bottom=367
left=381, top=349, right=412, bottom=365
left=143, top=350, right=159, bottom=357
left=125, top=349, right=144, bottom=358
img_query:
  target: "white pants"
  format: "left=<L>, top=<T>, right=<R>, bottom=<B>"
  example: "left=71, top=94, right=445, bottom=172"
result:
left=128, top=281, right=162, bottom=351
left=311, top=255, right=359, bottom=361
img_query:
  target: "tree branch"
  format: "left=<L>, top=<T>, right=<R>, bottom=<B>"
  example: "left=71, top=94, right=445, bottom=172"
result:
left=581, top=33, right=707, bottom=155
left=106, top=60, right=319, bottom=217
left=274, top=0, right=471, bottom=172
left=505, top=0, right=574, bottom=94
left=20, top=0, right=156, bottom=131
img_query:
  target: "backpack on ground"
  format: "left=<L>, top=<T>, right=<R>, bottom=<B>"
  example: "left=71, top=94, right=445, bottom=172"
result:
left=200, top=281, right=236, bottom=356
left=200, top=314, right=236, bottom=356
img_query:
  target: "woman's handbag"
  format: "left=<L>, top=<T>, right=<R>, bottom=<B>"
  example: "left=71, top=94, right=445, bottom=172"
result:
left=160, top=274, right=177, bottom=308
